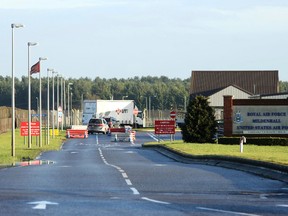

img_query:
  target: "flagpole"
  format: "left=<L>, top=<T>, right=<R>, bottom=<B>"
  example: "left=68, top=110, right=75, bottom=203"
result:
left=47, top=68, right=53, bottom=145
left=39, top=57, right=47, bottom=147
left=28, top=42, right=37, bottom=148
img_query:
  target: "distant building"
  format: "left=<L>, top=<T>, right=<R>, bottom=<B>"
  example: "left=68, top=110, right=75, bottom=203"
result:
left=190, top=70, right=279, bottom=95
left=189, top=70, right=279, bottom=119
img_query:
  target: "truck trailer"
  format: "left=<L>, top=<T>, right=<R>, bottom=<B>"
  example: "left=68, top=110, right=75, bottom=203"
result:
left=82, top=100, right=145, bottom=127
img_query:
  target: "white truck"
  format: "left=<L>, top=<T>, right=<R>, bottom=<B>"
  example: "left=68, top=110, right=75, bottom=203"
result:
left=82, top=100, right=145, bottom=127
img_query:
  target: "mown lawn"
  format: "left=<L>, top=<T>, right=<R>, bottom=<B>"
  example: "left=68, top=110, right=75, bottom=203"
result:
left=0, top=129, right=65, bottom=165
left=144, top=140, right=288, bottom=165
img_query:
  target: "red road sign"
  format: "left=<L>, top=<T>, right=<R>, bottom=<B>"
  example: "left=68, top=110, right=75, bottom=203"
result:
left=154, top=120, right=175, bottom=134
left=20, top=121, right=40, bottom=136
left=133, top=108, right=139, bottom=116
left=170, top=111, right=176, bottom=119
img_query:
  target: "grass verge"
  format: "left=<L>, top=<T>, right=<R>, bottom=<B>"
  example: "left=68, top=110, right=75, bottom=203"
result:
left=0, top=129, right=66, bottom=165
left=144, top=140, right=288, bottom=166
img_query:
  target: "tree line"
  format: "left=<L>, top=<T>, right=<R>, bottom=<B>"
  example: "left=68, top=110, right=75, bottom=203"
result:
left=0, top=75, right=191, bottom=111
left=1, top=75, right=287, bottom=112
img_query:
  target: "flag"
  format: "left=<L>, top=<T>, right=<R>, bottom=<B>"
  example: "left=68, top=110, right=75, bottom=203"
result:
left=30, top=61, right=40, bottom=75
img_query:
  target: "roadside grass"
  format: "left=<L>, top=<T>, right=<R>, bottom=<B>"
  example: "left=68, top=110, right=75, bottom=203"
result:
left=144, top=140, right=288, bottom=165
left=0, top=129, right=66, bottom=165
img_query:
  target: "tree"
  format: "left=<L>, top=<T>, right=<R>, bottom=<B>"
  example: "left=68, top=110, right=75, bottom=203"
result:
left=181, top=95, right=217, bottom=143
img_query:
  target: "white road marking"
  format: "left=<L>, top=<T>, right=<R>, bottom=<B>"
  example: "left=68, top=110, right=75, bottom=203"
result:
left=154, top=164, right=166, bottom=167
left=259, top=194, right=268, bottom=199
left=130, top=187, right=140, bottom=195
left=147, top=133, right=159, bottom=141
left=122, top=173, right=128, bottom=178
left=125, top=151, right=134, bottom=154
left=196, top=207, right=261, bottom=216
left=277, top=204, right=288, bottom=207
left=141, top=197, right=170, bottom=205
left=98, top=148, right=136, bottom=191
left=96, top=134, right=99, bottom=145
left=125, top=179, right=132, bottom=185
left=27, top=201, right=58, bottom=210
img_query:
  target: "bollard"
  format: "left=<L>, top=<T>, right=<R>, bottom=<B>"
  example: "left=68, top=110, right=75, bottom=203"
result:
left=240, top=136, right=246, bottom=153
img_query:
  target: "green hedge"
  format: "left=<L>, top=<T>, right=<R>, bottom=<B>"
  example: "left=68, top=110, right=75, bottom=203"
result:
left=218, top=137, right=288, bottom=146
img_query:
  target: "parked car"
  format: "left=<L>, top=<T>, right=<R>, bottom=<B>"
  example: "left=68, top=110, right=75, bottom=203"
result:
left=104, top=117, right=119, bottom=128
left=87, top=118, right=109, bottom=134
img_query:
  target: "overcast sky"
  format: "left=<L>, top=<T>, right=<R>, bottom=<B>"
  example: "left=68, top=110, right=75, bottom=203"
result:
left=1, top=0, right=288, bottom=81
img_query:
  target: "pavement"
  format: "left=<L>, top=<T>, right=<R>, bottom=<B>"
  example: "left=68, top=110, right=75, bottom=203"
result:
left=142, top=144, right=288, bottom=183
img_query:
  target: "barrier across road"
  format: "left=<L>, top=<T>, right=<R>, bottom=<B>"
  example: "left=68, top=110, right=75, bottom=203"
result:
left=66, top=125, right=88, bottom=139
left=110, top=126, right=136, bottom=142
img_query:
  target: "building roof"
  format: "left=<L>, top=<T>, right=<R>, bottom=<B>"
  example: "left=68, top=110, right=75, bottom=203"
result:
left=190, top=70, right=279, bottom=95
left=190, top=84, right=252, bottom=99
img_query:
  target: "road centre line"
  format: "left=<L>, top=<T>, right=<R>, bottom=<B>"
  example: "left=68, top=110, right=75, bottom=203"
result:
left=98, top=148, right=172, bottom=205
left=122, top=173, right=128, bottom=178
left=125, top=179, right=132, bottom=185
left=98, top=148, right=136, bottom=190
left=196, top=207, right=261, bottom=216
left=130, top=187, right=140, bottom=195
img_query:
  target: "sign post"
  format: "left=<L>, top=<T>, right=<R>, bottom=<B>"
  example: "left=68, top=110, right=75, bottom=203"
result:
left=21, top=122, right=40, bottom=136
left=154, top=120, right=176, bottom=143
left=170, top=110, right=176, bottom=119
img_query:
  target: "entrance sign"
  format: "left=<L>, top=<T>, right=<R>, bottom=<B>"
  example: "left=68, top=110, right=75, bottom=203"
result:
left=21, top=122, right=40, bottom=136
left=233, top=105, right=288, bottom=134
left=154, top=120, right=175, bottom=134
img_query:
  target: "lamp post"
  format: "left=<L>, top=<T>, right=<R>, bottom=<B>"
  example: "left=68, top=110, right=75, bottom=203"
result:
left=67, top=83, right=73, bottom=126
left=71, top=92, right=73, bottom=125
left=60, top=76, right=64, bottom=130
left=56, top=74, right=59, bottom=130
left=63, top=79, right=66, bottom=128
left=27, top=42, right=38, bottom=149
left=11, top=23, right=24, bottom=157
left=47, top=68, right=54, bottom=145
left=38, top=57, right=47, bottom=147
left=122, top=95, right=128, bottom=100
left=52, top=71, right=57, bottom=138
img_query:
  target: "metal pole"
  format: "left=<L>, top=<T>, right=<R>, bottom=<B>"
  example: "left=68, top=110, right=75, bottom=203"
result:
left=57, top=74, right=59, bottom=130
left=47, top=69, right=50, bottom=144
left=38, top=57, right=47, bottom=147
left=52, top=71, right=57, bottom=138
left=63, top=79, right=66, bottom=128
left=39, top=66, right=42, bottom=147
left=61, top=76, right=63, bottom=130
left=11, top=25, right=15, bottom=157
left=67, top=84, right=70, bottom=126
left=28, top=42, right=37, bottom=148
left=47, top=68, right=53, bottom=144
left=11, top=23, right=24, bottom=157
left=71, top=92, right=73, bottom=125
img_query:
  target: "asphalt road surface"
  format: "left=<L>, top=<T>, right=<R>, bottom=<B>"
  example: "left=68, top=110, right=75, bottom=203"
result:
left=0, top=131, right=288, bottom=216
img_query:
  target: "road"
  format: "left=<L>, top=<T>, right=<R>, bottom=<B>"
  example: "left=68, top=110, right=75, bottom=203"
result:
left=0, top=131, right=288, bottom=215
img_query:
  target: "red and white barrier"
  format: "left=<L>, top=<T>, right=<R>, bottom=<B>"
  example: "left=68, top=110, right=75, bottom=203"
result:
left=110, top=126, right=136, bottom=142
left=66, top=125, right=88, bottom=138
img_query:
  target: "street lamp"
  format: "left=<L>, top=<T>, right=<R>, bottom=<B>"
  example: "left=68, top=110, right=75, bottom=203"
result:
left=39, top=57, right=48, bottom=147
left=122, top=95, right=128, bottom=100
left=60, top=76, right=64, bottom=130
left=71, top=92, right=73, bottom=125
left=47, top=68, right=54, bottom=145
left=67, top=83, right=73, bottom=126
left=11, top=23, right=24, bottom=157
left=52, top=71, right=58, bottom=138
left=27, top=42, right=38, bottom=149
